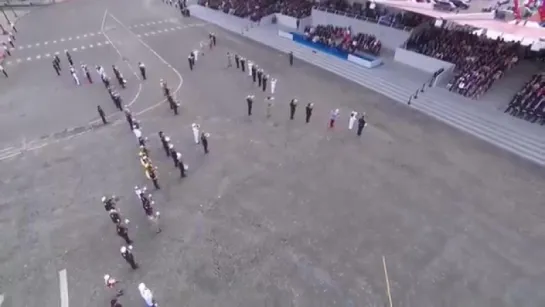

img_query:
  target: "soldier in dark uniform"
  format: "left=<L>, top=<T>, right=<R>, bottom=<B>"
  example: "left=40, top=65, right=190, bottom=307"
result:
left=200, top=132, right=209, bottom=154
left=116, top=222, right=133, bottom=244
left=305, top=102, right=313, bottom=123
left=240, top=57, right=246, bottom=72
left=188, top=54, right=194, bottom=70
left=176, top=152, right=187, bottom=178
left=124, top=107, right=133, bottom=130
left=290, top=99, right=297, bottom=120
left=262, top=74, right=268, bottom=92
left=357, top=114, right=366, bottom=136
left=109, top=209, right=122, bottom=225
left=169, top=144, right=178, bottom=168
left=53, top=60, right=61, bottom=75
left=120, top=246, right=138, bottom=269
left=257, top=69, right=263, bottom=87
left=158, top=131, right=170, bottom=157
left=289, top=51, right=293, bottom=66
left=251, top=64, right=257, bottom=83
left=235, top=54, right=240, bottom=68
left=102, top=195, right=117, bottom=211
left=97, top=105, right=107, bottom=124
left=246, top=95, right=254, bottom=116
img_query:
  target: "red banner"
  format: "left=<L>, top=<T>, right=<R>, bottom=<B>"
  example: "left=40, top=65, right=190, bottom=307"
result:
left=539, top=1, right=545, bottom=22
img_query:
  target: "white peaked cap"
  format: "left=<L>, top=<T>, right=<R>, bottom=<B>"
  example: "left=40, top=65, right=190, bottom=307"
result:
left=104, top=275, right=110, bottom=282
left=168, top=144, right=174, bottom=149
left=335, top=109, right=340, bottom=112
left=165, top=137, right=170, bottom=142
left=134, top=186, right=139, bottom=190
left=138, top=283, right=146, bottom=292
left=101, top=196, right=106, bottom=202
left=192, top=123, right=197, bottom=128
left=120, top=246, right=127, bottom=253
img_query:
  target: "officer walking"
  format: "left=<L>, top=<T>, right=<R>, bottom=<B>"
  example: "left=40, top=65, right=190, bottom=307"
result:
left=120, top=246, right=138, bottom=269
left=200, top=132, right=209, bottom=154
left=143, top=201, right=161, bottom=233
left=97, top=105, right=107, bottom=124
left=289, top=99, right=297, bottom=120
left=102, top=195, right=117, bottom=211
left=158, top=131, right=170, bottom=157
left=116, top=222, right=133, bottom=244
left=66, top=50, right=73, bottom=66
left=257, top=69, right=263, bottom=87
left=262, top=74, right=268, bottom=92
left=145, top=164, right=160, bottom=189
left=289, top=51, right=293, bottom=66
left=169, top=144, right=178, bottom=168
left=235, top=54, right=240, bottom=69
left=176, top=152, right=187, bottom=177
left=305, top=103, right=313, bottom=123
left=54, top=55, right=61, bottom=69
left=226, top=52, right=232, bottom=67
left=188, top=53, right=194, bottom=70
left=51, top=59, right=61, bottom=75
left=124, top=107, right=134, bottom=130
left=109, top=208, right=122, bottom=225
left=167, top=94, right=179, bottom=115
left=246, top=95, right=254, bottom=116
left=357, top=113, right=367, bottom=136
left=113, top=91, right=123, bottom=111
left=240, top=57, right=246, bottom=72
left=81, top=63, right=92, bottom=83
left=251, top=64, right=257, bottom=83
left=0, top=64, right=7, bottom=78
left=138, top=62, right=146, bottom=80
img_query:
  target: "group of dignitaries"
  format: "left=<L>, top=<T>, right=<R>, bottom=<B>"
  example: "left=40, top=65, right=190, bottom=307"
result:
left=228, top=50, right=368, bottom=136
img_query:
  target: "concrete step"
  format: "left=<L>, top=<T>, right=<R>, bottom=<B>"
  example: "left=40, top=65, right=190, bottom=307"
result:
left=190, top=5, right=545, bottom=166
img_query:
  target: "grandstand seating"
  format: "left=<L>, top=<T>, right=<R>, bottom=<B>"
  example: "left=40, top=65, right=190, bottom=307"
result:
left=304, top=24, right=381, bottom=56
left=406, top=27, right=521, bottom=99
left=504, top=73, right=545, bottom=125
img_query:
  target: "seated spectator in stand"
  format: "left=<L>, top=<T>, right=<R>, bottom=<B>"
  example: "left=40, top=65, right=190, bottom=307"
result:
left=406, top=27, right=520, bottom=99
left=504, top=73, right=545, bottom=125
left=317, top=0, right=431, bottom=29
left=201, top=0, right=313, bottom=21
left=304, top=25, right=382, bottom=56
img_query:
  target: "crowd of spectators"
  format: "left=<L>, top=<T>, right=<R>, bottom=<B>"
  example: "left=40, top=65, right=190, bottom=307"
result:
left=304, top=24, right=382, bottom=56
left=504, top=73, right=545, bottom=125
left=199, top=0, right=312, bottom=21
left=406, top=27, right=521, bottom=99
left=315, top=0, right=432, bottom=30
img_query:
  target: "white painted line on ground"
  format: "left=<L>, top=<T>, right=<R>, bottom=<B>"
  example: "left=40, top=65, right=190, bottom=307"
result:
left=44, top=41, right=49, bottom=45
left=59, top=269, right=69, bottom=307
left=83, top=34, right=87, bottom=38
left=53, top=40, right=57, bottom=43
left=76, top=36, right=80, bottom=39
left=26, top=44, right=31, bottom=48
left=104, top=41, right=110, bottom=45
left=90, top=33, right=95, bottom=37
left=150, top=31, right=156, bottom=35
left=97, top=42, right=102, bottom=46
left=151, top=21, right=156, bottom=24
left=72, top=47, right=78, bottom=51
left=163, top=28, right=169, bottom=32
left=6, top=61, right=11, bottom=65
left=140, top=23, right=144, bottom=26
left=45, top=53, right=51, bottom=57
left=36, top=55, right=41, bottom=59
left=68, top=37, right=72, bottom=41
left=26, top=57, right=31, bottom=61
left=54, top=51, right=60, bottom=55
left=35, top=43, right=40, bottom=46
left=16, top=58, right=21, bottom=62
left=0, top=293, right=4, bottom=306
left=144, top=33, right=149, bottom=36
left=176, top=26, right=182, bottom=29
left=80, top=46, right=86, bottom=50
left=60, top=38, right=65, bottom=42
left=137, top=34, right=141, bottom=37
left=157, top=30, right=163, bottom=33
left=89, top=44, right=94, bottom=48
left=170, top=27, right=175, bottom=31
left=17, top=46, right=23, bottom=50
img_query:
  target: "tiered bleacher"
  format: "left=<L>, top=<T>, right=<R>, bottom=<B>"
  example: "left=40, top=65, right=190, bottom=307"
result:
left=198, top=0, right=312, bottom=20
left=504, top=73, right=545, bottom=125
left=406, top=27, right=521, bottom=99
left=315, top=0, right=432, bottom=30
left=304, top=25, right=381, bottom=56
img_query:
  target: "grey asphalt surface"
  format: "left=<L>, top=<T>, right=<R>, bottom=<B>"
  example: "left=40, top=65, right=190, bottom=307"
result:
left=0, top=0, right=545, bottom=306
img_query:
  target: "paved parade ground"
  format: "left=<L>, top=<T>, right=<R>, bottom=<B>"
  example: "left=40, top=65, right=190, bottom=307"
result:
left=1, top=0, right=545, bottom=306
